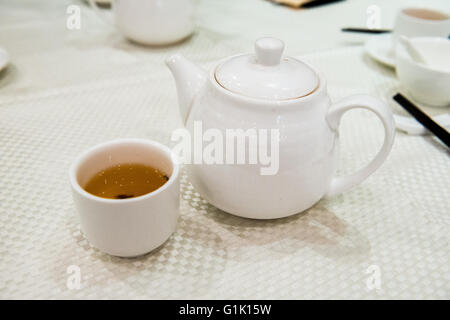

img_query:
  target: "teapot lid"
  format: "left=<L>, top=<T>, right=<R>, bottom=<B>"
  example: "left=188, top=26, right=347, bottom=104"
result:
left=215, top=37, right=319, bottom=100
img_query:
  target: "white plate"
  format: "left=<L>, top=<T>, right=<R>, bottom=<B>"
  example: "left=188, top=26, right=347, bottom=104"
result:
left=0, top=47, right=9, bottom=72
left=364, top=34, right=396, bottom=68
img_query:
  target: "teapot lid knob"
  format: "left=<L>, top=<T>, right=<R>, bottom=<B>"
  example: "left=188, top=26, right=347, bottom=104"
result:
left=255, top=37, right=285, bottom=66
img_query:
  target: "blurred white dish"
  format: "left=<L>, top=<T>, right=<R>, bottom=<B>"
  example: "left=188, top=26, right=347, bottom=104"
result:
left=396, top=37, right=450, bottom=107
left=88, top=0, right=196, bottom=46
left=0, top=47, right=9, bottom=72
left=365, top=34, right=396, bottom=68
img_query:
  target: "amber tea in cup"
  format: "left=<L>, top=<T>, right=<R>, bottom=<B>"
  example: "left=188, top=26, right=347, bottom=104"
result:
left=403, top=8, right=449, bottom=21
left=83, top=163, right=169, bottom=199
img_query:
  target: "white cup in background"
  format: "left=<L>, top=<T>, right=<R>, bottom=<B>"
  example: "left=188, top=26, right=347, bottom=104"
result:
left=89, top=0, right=196, bottom=46
left=393, top=8, right=450, bottom=49
left=70, top=139, right=180, bottom=257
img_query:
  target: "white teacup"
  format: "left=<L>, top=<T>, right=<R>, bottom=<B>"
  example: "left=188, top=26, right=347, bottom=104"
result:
left=396, top=37, right=450, bottom=107
left=89, top=0, right=196, bottom=45
left=70, top=139, right=180, bottom=257
left=393, top=8, right=450, bottom=49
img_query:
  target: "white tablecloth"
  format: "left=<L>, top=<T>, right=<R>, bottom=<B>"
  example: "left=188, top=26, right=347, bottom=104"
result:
left=0, top=0, right=449, bottom=299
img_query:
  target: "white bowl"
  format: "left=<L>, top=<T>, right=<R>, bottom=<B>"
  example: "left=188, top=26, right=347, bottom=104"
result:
left=396, top=37, right=450, bottom=107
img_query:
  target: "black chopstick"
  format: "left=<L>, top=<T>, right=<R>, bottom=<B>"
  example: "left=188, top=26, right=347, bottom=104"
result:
left=393, top=93, right=450, bottom=148
left=302, top=0, right=345, bottom=8
left=341, top=27, right=391, bottom=34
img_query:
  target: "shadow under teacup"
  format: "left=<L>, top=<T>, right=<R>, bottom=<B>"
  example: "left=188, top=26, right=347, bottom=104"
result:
left=70, top=139, right=180, bottom=257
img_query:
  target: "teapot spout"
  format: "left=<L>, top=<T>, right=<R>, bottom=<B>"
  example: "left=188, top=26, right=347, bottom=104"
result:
left=166, top=54, right=207, bottom=124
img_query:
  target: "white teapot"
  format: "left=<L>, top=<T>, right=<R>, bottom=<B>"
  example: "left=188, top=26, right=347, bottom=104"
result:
left=166, top=37, right=395, bottom=219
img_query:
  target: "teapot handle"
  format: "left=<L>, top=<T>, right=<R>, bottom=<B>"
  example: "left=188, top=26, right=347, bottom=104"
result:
left=325, top=95, right=395, bottom=197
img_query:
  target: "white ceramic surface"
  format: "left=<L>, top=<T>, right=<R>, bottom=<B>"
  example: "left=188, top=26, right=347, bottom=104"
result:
left=393, top=8, right=450, bottom=43
left=0, top=47, right=9, bottom=72
left=70, top=139, right=180, bottom=257
left=89, top=0, right=196, bottom=45
left=166, top=38, right=395, bottom=219
left=396, top=37, right=450, bottom=107
left=215, top=37, right=318, bottom=100
left=398, top=36, right=427, bottom=64
left=366, top=8, right=450, bottom=69
left=391, top=8, right=450, bottom=61
left=364, top=34, right=396, bottom=68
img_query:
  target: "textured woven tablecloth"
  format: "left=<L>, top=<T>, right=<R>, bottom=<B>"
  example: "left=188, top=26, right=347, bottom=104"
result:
left=0, top=0, right=449, bottom=299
